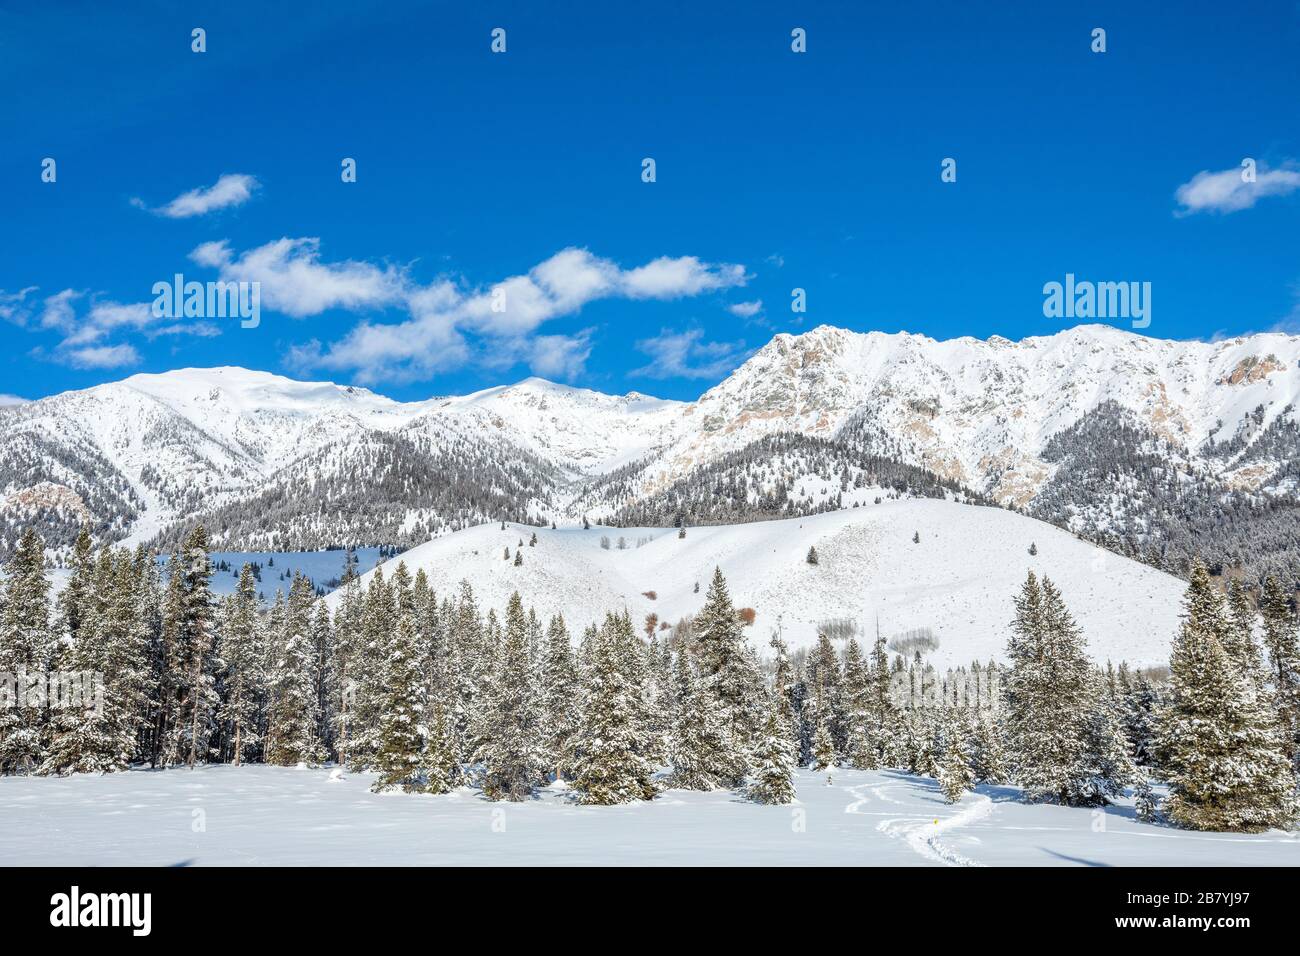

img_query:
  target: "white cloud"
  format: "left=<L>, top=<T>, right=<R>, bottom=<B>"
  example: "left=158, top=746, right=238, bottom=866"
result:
left=631, top=327, right=749, bottom=380
left=1175, top=162, right=1300, bottom=215
left=0, top=393, right=28, bottom=406
left=63, top=344, right=141, bottom=369
left=0, top=287, right=38, bottom=327
left=621, top=256, right=748, bottom=299
left=30, top=290, right=161, bottom=368
left=191, top=237, right=406, bottom=317
left=135, top=173, right=259, bottom=218
left=262, top=244, right=748, bottom=383
left=727, top=300, right=763, bottom=318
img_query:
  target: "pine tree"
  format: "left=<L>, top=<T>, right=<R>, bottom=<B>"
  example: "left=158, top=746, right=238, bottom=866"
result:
left=217, top=565, right=263, bottom=766
left=572, top=614, right=655, bottom=805
left=666, top=648, right=730, bottom=789
left=937, top=709, right=975, bottom=803
left=1155, top=562, right=1296, bottom=832
left=694, top=566, right=758, bottom=785
left=371, top=613, right=426, bottom=792
left=44, top=547, right=149, bottom=775
left=842, top=638, right=876, bottom=769
left=0, top=529, right=52, bottom=774
left=266, top=573, right=323, bottom=766
left=541, top=614, right=578, bottom=781
left=1003, top=572, right=1127, bottom=805
left=969, top=712, right=1006, bottom=784
left=805, top=546, right=818, bottom=566
left=477, top=592, right=544, bottom=800
left=810, top=702, right=835, bottom=771
left=1259, top=575, right=1300, bottom=764
left=746, top=693, right=797, bottom=804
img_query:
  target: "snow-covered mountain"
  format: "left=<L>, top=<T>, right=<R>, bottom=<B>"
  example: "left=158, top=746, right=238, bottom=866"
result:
left=3, top=324, right=1298, bottom=576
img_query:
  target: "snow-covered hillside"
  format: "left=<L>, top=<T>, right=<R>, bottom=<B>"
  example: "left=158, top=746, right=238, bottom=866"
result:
left=330, top=498, right=1188, bottom=668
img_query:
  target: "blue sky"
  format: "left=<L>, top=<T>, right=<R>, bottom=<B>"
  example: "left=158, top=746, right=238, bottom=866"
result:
left=2, top=0, right=1298, bottom=402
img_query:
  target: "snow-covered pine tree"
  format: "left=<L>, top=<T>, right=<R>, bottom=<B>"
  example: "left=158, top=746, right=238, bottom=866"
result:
left=348, top=567, right=396, bottom=769
left=667, top=647, right=730, bottom=789
left=842, top=638, right=877, bottom=769
left=1259, top=575, right=1300, bottom=765
left=541, top=613, right=578, bottom=782
left=937, top=709, right=975, bottom=803
left=54, top=526, right=95, bottom=666
left=968, top=711, right=1006, bottom=784
left=43, top=547, right=150, bottom=775
left=694, top=566, right=759, bottom=785
left=1155, top=562, right=1296, bottom=832
left=571, top=613, right=655, bottom=805
left=311, top=602, right=334, bottom=757
left=162, top=526, right=220, bottom=768
left=371, top=612, right=426, bottom=792
left=746, top=691, right=798, bottom=804
left=0, top=529, right=53, bottom=774
left=810, top=701, right=836, bottom=772
left=422, top=696, right=458, bottom=795
left=266, top=573, right=323, bottom=766
left=769, top=633, right=799, bottom=745
left=330, top=571, right=364, bottom=766
left=1003, top=572, right=1124, bottom=805
left=477, top=591, right=544, bottom=800
left=216, top=565, right=264, bottom=766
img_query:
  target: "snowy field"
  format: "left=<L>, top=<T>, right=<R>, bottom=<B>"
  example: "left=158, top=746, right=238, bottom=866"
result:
left=328, top=500, right=1188, bottom=667
left=2, top=766, right=1295, bottom=866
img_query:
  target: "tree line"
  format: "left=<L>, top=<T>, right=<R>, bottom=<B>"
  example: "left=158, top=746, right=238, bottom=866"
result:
left=1, top=523, right=1297, bottom=831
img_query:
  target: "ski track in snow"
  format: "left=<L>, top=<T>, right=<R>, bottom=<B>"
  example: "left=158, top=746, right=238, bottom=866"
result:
left=855, top=781, right=994, bottom=867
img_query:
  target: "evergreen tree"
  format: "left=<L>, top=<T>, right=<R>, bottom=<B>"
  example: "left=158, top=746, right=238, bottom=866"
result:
left=1259, top=575, right=1300, bottom=764
left=810, top=702, right=835, bottom=771
left=1155, top=562, right=1296, bottom=832
left=666, top=648, right=730, bottom=789
left=746, top=693, right=797, bottom=804
left=0, top=529, right=52, bottom=774
left=477, top=592, right=544, bottom=800
left=969, top=712, right=1006, bottom=784
left=266, top=573, right=324, bottom=766
left=216, top=565, right=263, bottom=766
left=43, top=547, right=149, bottom=775
left=371, top=613, right=426, bottom=792
left=842, top=638, right=876, bottom=769
left=572, top=614, right=655, bottom=805
left=541, top=614, right=578, bottom=781
left=937, top=709, right=975, bottom=803
left=694, top=566, right=759, bottom=785
left=1003, top=572, right=1127, bottom=805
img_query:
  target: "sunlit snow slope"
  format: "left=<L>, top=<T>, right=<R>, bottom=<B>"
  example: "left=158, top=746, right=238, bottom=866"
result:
left=331, top=497, right=1187, bottom=668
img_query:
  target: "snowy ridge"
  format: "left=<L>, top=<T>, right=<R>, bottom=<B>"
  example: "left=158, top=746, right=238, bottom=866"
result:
left=3, top=324, right=1299, bottom=554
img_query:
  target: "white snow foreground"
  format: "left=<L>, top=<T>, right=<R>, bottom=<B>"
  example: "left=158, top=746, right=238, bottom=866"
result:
left=2, top=766, right=1296, bottom=866
left=330, top=499, right=1188, bottom=668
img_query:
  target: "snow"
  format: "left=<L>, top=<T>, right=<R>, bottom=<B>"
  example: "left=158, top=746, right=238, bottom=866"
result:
left=330, top=499, right=1188, bottom=668
left=1, top=765, right=1293, bottom=866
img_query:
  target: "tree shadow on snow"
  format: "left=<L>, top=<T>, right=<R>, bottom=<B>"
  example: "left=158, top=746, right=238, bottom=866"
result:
left=1038, top=848, right=1111, bottom=867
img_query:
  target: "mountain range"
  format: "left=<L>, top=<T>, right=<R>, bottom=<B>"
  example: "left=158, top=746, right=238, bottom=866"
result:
left=3, top=323, right=1299, bottom=583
